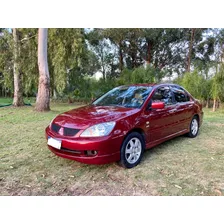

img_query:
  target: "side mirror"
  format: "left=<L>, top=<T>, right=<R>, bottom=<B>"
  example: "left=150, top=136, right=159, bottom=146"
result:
left=151, top=101, right=165, bottom=109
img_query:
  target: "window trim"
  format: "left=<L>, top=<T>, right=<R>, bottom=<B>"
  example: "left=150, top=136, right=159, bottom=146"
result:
left=151, top=85, right=175, bottom=107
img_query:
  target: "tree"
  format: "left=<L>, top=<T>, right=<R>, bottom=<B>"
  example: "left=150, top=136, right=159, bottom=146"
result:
left=0, top=28, right=39, bottom=98
left=48, top=28, right=96, bottom=98
left=12, top=28, right=24, bottom=106
left=104, top=28, right=128, bottom=72
left=142, top=28, right=163, bottom=65
left=141, top=29, right=201, bottom=75
left=123, top=29, right=145, bottom=69
left=186, top=28, right=196, bottom=72
left=211, top=64, right=224, bottom=111
left=87, top=29, right=116, bottom=80
left=0, top=29, right=13, bottom=97
left=35, top=28, right=50, bottom=112
left=176, top=70, right=208, bottom=101
left=210, top=29, right=224, bottom=111
left=118, top=65, right=165, bottom=85
left=211, top=73, right=224, bottom=112
left=19, top=28, right=38, bottom=97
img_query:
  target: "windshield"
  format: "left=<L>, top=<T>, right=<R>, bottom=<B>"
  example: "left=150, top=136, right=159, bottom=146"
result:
left=92, top=86, right=153, bottom=108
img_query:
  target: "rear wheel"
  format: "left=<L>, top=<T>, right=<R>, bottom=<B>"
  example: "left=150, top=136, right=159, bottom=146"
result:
left=119, top=132, right=145, bottom=168
left=187, top=116, right=199, bottom=138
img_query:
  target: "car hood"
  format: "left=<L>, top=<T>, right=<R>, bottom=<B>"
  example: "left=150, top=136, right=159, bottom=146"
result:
left=53, top=105, right=139, bottom=129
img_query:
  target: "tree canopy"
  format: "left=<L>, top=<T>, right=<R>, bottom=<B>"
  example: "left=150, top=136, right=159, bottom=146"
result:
left=0, top=28, right=223, bottom=110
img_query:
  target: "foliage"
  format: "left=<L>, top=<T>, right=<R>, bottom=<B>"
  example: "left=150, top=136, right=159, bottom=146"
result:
left=118, top=65, right=165, bottom=85
left=177, top=70, right=206, bottom=100
left=211, top=64, right=224, bottom=101
left=19, top=28, right=39, bottom=96
left=0, top=29, right=14, bottom=93
left=0, top=28, right=38, bottom=97
left=87, top=29, right=117, bottom=80
left=1, top=28, right=224, bottom=106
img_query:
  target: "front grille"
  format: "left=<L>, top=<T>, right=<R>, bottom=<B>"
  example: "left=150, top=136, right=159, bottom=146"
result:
left=52, top=123, right=60, bottom=133
left=64, top=127, right=80, bottom=136
left=51, top=123, right=80, bottom=136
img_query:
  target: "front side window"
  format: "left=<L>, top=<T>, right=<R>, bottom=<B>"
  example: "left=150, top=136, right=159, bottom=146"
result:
left=151, top=86, right=173, bottom=106
left=92, top=86, right=153, bottom=108
left=171, top=86, right=190, bottom=103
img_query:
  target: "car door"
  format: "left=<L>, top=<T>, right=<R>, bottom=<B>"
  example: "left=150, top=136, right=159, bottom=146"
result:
left=143, top=85, right=180, bottom=143
left=170, top=85, right=194, bottom=131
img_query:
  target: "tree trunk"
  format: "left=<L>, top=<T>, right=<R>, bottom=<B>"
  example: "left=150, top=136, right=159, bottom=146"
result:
left=217, top=100, right=220, bottom=108
left=12, top=28, right=24, bottom=106
left=186, top=28, right=196, bottom=73
left=102, top=66, right=106, bottom=81
left=146, top=39, right=152, bottom=64
left=131, top=52, right=136, bottom=69
left=206, top=99, right=209, bottom=108
left=118, top=41, right=124, bottom=71
left=35, top=28, right=50, bottom=112
left=53, top=88, right=58, bottom=99
left=212, top=98, right=216, bottom=112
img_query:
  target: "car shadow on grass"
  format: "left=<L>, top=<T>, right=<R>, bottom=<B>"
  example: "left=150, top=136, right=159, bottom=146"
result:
left=49, top=132, right=195, bottom=172
left=142, top=135, right=188, bottom=163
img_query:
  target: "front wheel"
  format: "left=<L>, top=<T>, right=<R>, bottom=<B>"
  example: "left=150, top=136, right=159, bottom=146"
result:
left=187, top=116, right=199, bottom=138
left=119, top=132, right=145, bottom=168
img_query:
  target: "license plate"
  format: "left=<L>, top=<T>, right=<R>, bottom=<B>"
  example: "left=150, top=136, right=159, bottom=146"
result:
left=47, top=137, right=61, bottom=150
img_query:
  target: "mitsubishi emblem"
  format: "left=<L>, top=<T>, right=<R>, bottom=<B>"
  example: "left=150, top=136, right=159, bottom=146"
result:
left=58, top=127, right=64, bottom=135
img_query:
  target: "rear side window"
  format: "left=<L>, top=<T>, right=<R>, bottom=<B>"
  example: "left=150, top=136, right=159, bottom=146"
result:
left=171, top=86, right=190, bottom=103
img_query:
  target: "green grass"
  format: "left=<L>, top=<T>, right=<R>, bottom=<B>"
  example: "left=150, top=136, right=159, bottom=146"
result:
left=0, top=97, right=36, bottom=106
left=0, top=103, right=224, bottom=195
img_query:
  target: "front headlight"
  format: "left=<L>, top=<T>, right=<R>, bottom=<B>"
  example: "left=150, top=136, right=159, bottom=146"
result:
left=80, top=122, right=116, bottom=137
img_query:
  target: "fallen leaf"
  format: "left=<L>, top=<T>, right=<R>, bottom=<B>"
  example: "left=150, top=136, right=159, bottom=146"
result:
left=175, top=185, right=182, bottom=189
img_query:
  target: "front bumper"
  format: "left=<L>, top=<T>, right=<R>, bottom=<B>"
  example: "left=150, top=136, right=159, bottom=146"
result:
left=45, top=126, right=123, bottom=164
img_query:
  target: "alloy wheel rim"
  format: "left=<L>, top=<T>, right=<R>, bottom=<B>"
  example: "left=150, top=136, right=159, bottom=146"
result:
left=191, top=119, right=198, bottom=135
left=125, top=137, right=142, bottom=164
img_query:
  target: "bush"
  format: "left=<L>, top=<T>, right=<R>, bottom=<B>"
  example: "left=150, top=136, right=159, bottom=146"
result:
left=53, top=65, right=167, bottom=102
left=118, top=65, right=165, bottom=85
left=175, top=70, right=211, bottom=101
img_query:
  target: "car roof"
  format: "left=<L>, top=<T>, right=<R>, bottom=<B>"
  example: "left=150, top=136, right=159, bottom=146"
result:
left=125, top=83, right=179, bottom=88
left=125, top=83, right=156, bottom=87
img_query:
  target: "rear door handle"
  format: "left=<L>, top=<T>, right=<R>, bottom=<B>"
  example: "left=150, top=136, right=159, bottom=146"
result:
left=169, top=109, right=177, bottom=113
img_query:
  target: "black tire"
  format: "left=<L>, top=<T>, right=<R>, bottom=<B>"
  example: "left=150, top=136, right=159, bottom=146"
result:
left=187, top=116, right=199, bottom=138
left=119, top=132, right=145, bottom=168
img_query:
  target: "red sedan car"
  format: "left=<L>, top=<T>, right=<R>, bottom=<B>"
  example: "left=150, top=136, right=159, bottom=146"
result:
left=46, top=83, right=203, bottom=168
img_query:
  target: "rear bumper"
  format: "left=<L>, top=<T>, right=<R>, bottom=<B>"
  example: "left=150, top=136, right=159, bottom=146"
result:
left=45, top=126, right=123, bottom=165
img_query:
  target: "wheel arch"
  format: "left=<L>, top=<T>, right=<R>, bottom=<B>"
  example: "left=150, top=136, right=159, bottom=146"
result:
left=193, top=113, right=200, bottom=125
left=124, top=128, right=146, bottom=146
